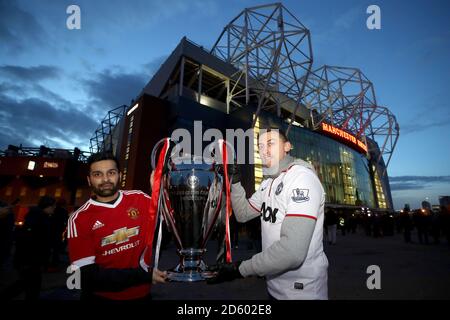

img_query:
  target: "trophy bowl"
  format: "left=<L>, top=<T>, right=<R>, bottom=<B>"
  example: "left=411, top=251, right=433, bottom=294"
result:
left=160, top=154, right=225, bottom=282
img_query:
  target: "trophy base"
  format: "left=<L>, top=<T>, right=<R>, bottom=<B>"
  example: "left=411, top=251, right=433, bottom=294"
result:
left=167, top=270, right=217, bottom=282
left=167, top=248, right=216, bottom=282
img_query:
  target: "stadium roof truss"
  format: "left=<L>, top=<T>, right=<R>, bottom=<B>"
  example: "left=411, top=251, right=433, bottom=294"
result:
left=89, top=105, right=127, bottom=153
left=211, top=2, right=313, bottom=124
left=210, top=3, right=399, bottom=176
left=302, top=65, right=399, bottom=173
left=94, top=3, right=399, bottom=176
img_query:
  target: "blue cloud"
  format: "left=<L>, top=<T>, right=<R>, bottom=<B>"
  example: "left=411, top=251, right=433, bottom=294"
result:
left=0, top=94, right=98, bottom=151
left=0, top=0, right=47, bottom=54
left=389, top=176, right=450, bottom=191
left=0, top=65, right=61, bottom=82
left=83, top=69, right=147, bottom=108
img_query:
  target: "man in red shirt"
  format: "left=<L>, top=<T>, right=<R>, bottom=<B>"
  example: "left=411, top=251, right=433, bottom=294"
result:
left=67, top=152, right=167, bottom=300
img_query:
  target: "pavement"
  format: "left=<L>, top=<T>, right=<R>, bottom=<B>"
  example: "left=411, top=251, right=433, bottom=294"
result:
left=1, top=228, right=449, bottom=300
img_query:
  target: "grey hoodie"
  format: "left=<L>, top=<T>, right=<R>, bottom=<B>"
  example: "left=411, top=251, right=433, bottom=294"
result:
left=231, top=155, right=320, bottom=278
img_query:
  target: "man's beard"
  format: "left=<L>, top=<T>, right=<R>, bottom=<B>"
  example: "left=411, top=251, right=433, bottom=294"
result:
left=91, top=182, right=119, bottom=198
left=261, top=156, right=277, bottom=168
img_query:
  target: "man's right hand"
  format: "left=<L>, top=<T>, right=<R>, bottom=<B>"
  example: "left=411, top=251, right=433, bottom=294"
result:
left=218, top=164, right=241, bottom=184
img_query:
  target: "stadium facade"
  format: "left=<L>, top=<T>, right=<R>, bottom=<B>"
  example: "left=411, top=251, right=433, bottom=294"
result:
left=0, top=146, right=91, bottom=220
left=90, top=3, right=399, bottom=212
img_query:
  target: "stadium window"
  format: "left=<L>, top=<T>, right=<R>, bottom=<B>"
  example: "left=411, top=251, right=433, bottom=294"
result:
left=127, top=105, right=138, bottom=116
left=20, top=187, right=27, bottom=196
left=43, top=162, right=59, bottom=168
left=75, top=189, right=83, bottom=199
left=55, top=188, right=62, bottom=198
left=39, top=188, right=46, bottom=196
left=27, top=160, right=36, bottom=170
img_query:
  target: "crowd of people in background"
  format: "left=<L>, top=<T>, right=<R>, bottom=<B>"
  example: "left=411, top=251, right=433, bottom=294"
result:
left=398, top=205, right=450, bottom=245
left=323, top=206, right=450, bottom=246
left=0, top=196, right=68, bottom=300
left=1, top=194, right=450, bottom=300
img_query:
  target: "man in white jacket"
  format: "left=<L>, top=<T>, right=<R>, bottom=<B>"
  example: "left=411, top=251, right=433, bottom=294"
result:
left=208, top=128, right=328, bottom=300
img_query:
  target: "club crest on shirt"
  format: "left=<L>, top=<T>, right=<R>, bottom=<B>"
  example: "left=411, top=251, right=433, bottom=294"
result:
left=275, top=182, right=284, bottom=195
left=127, top=207, right=140, bottom=219
left=291, top=188, right=310, bottom=203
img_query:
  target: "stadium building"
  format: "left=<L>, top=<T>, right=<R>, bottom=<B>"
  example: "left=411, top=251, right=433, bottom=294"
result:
left=89, top=3, right=399, bottom=213
left=0, top=146, right=91, bottom=224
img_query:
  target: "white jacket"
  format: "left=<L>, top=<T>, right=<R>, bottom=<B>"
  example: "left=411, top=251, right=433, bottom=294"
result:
left=231, top=155, right=328, bottom=300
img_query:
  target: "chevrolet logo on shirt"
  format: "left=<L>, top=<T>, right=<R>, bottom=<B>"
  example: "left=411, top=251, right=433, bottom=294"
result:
left=101, top=226, right=140, bottom=247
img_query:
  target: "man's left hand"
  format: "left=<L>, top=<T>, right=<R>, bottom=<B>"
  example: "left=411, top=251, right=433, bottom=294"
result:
left=206, top=261, right=243, bottom=284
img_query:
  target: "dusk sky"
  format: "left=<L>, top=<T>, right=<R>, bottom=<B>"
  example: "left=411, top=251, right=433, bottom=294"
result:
left=0, top=0, right=449, bottom=209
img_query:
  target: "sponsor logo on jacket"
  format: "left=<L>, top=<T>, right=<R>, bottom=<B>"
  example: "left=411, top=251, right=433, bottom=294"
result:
left=261, top=202, right=279, bottom=223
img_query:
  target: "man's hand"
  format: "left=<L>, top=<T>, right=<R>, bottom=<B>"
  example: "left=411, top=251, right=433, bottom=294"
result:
left=152, top=268, right=168, bottom=284
left=228, top=164, right=241, bottom=184
left=206, top=261, right=243, bottom=284
left=217, top=164, right=241, bottom=184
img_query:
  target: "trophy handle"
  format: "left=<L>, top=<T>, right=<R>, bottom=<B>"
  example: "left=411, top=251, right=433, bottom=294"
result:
left=151, top=137, right=172, bottom=169
left=200, top=177, right=224, bottom=248
left=160, top=185, right=184, bottom=250
left=204, top=140, right=236, bottom=165
left=150, top=137, right=179, bottom=243
left=200, top=140, right=236, bottom=262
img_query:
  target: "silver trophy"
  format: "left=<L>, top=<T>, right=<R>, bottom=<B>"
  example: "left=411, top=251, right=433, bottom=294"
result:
left=152, top=141, right=226, bottom=282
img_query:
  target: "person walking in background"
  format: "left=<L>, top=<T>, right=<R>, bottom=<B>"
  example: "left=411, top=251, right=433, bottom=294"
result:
left=0, top=199, right=15, bottom=272
left=323, top=209, right=329, bottom=243
left=400, top=205, right=412, bottom=243
left=48, top=198, right=69, bottom=270
left=326, top=208, right=337, bottom=245
left=13, top=196, right=56, bottom=300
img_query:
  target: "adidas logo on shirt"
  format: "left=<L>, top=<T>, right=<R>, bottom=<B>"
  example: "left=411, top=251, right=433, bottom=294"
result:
left=92, top=220, right=105, bottom=230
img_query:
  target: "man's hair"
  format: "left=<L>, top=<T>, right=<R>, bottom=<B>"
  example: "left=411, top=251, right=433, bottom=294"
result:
left=258, top=127, right=290, bottom=143
left=87, top=152, right=121, bottom=172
